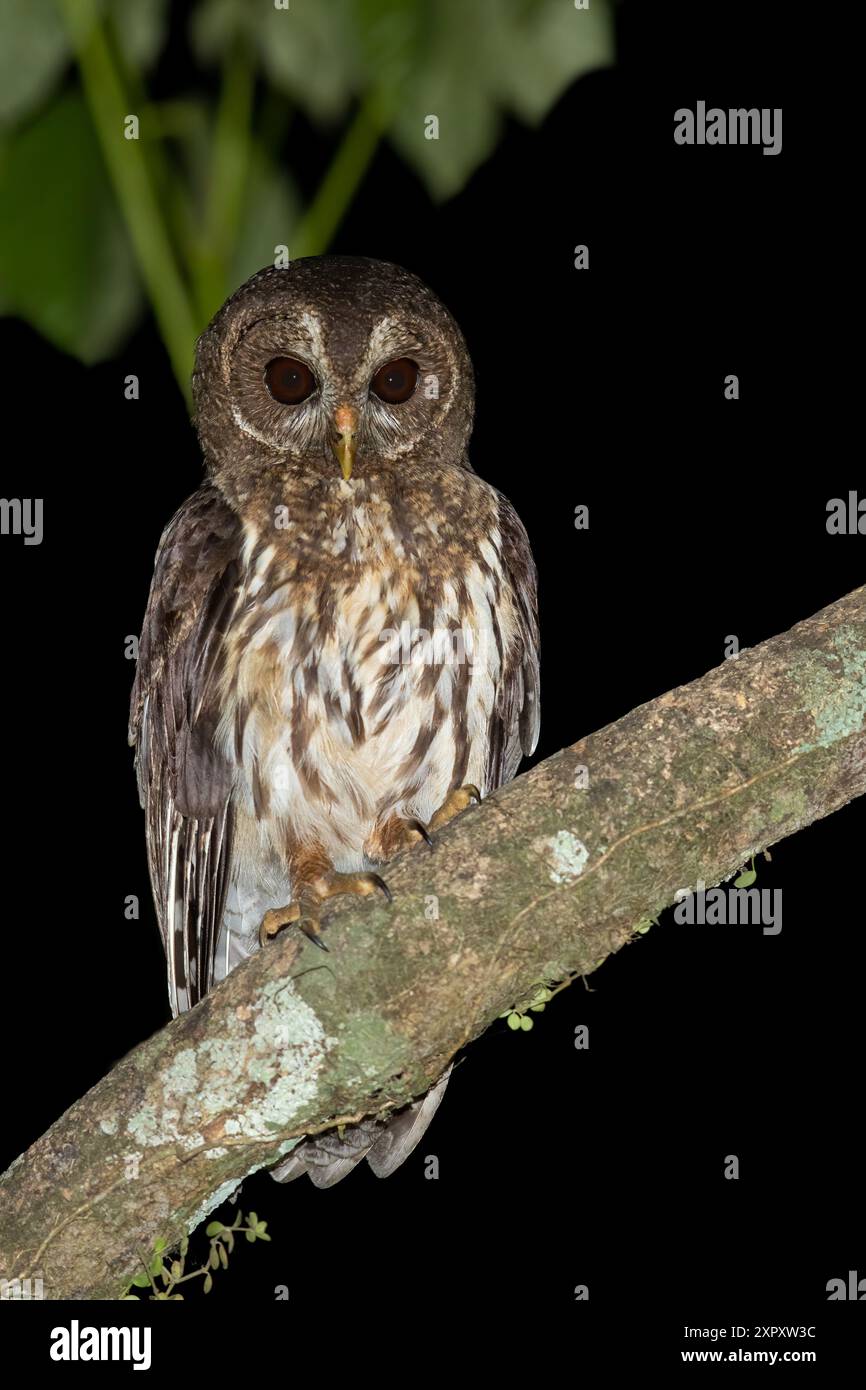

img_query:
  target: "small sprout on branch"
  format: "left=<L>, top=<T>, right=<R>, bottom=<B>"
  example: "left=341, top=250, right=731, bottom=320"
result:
left=124, top=1209, right=270, bottom=1300
left=633, top=914, right=660, bottom=936
left=499, top=982, right=556, bottom=1033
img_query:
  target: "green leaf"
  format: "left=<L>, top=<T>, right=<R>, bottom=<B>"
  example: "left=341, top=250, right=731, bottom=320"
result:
left=352, top=0, right=426, bottom=111
left=0, top=0, right=168, bottom=131
left=388, top=0, right=616, bottom=200
left=519, top=1015, right=534, bottom=1032
left=203, top=1272, right=213, bottom=1294
left=0, top=90, right=142, bottom=360
left=0, top=0, right=69, bottom=128
left=205, top=1221, right=224, bottom=1236
left=130, top=1271, right=151, bottom=1288
left=734, top=858, right=758, bottom=888
left=260, top=1, right=361, bottom=125
left=192, top=0, right=358, bottom=124
left=506, top=1012, right=521, bottom=1030
left=153, top=1237, right=167, bottom=1253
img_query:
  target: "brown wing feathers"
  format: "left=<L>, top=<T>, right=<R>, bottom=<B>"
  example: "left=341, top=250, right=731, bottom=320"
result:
left=129, top=485, right=242, bottom=1014
left=485, top=492, right=540, bottom=792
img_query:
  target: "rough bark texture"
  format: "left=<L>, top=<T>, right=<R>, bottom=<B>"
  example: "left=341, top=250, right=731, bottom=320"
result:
left=2, top=586, right=864, bottom=1300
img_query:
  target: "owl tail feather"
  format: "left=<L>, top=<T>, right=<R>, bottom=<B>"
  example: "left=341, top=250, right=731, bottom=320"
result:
left=269, top=1066, right=452, bottom=1188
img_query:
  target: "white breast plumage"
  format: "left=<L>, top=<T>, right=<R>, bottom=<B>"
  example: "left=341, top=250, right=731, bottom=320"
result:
left=219, top=503, right=514, bottom=875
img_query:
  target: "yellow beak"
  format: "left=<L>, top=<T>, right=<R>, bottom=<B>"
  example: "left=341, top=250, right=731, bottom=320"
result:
left=336, top=430, right=355, bottom=481
left=334, top=405, right=358, bottom=480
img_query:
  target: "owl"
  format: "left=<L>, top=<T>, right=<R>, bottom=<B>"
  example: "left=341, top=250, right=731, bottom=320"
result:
left=129, top=256, right=539, bottom=1186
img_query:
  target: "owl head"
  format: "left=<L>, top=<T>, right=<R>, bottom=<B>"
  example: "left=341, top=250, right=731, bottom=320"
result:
left=193, top=257, right=475, bottom=487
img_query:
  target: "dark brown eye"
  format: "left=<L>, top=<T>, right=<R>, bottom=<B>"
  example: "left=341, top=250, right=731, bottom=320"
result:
left=370, top=357, right=418, bottom=404
left=264, top=356, right=316, bottom=404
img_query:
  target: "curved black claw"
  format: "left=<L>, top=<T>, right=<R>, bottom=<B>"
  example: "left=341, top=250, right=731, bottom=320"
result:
left=407, top=817, right=434, bottom=847
left=300, top=920, right=330, bottom=952
left=368, top=873, right=393, bottom=903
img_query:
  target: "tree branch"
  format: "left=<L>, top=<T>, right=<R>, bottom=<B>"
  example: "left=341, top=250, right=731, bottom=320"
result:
left=2, top=587, right=864, bottom=1299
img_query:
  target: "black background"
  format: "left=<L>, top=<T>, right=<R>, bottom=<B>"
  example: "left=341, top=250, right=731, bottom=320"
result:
left=2, top=0, right=862, bottom=1357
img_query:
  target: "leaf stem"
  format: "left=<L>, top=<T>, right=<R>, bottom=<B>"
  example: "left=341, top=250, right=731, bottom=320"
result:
left=195, top=41, right=256, bottom=321
left=58, top=0, right=198, bottom=408
left=292, top=90, right=387, bottom=259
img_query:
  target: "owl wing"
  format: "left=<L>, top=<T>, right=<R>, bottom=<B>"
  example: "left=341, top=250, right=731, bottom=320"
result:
left=486, top=492, right=540, bottom=791
left=129, top=484, right=242, bottom=1015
